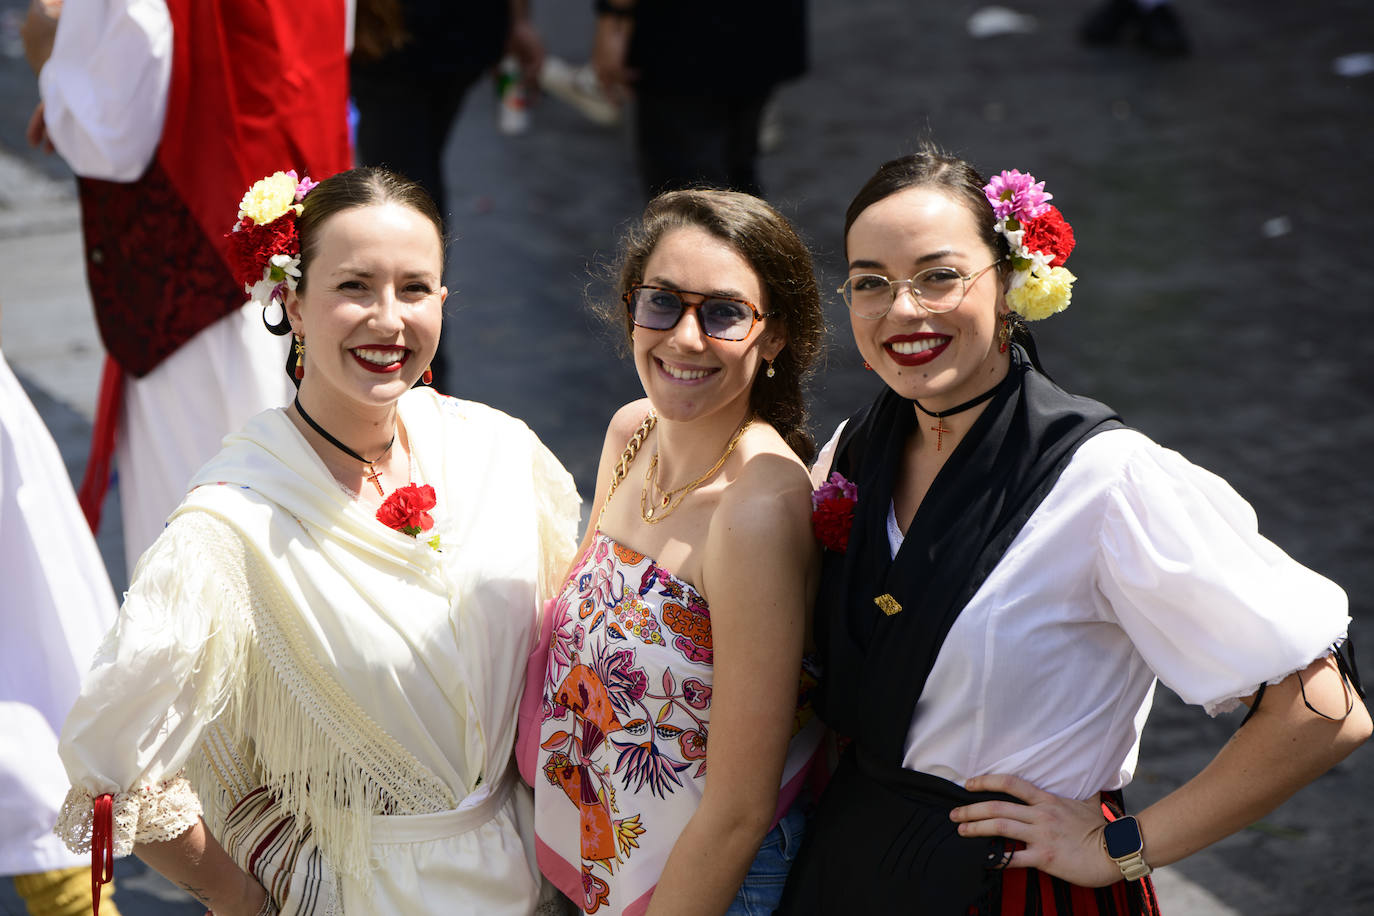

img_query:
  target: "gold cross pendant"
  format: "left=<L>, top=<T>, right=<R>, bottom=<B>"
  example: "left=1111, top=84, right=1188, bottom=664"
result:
left=364, top=464, right=385, bottom=497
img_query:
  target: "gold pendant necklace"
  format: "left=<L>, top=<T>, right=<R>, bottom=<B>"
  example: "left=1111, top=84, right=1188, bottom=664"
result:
left=640, top=415, right=753, bottom=523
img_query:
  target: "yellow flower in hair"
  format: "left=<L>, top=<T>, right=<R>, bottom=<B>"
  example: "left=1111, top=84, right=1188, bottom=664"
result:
left=1007, top=266, right=1076, bottom=320
left=237, top=171, right=302, bottom=225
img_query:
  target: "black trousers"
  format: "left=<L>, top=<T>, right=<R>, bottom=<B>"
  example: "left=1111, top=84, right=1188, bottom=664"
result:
left=634, top=88, right=771, bottom=198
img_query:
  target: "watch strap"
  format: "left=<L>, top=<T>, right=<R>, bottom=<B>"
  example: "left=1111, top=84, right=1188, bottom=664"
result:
left=1114, top=849, right=1153, bottom=881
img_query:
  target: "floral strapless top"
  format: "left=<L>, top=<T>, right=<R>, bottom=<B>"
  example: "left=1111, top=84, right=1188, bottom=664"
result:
left=533, top=532, right=821, bottom=916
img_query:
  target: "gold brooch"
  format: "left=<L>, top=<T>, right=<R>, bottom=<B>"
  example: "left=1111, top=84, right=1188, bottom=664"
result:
left=874, top=593, right=902, bottom=616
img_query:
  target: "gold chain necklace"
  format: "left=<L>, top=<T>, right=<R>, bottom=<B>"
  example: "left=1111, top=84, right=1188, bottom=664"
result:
left=640, top=414, right=753, bottom=523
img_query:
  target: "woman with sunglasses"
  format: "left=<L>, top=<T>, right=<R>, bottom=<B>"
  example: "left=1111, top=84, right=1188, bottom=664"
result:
left=528, top=190, right=825, bottom=915
left=776, top=148, right=1369, bottom=914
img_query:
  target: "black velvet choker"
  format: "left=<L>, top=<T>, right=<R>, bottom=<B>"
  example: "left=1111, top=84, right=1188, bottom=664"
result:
left=911, top=382, right=1000, bottom=420
left=911, top=381, right=1002, bottom=450
left=293, top=396, right=396, bottom=497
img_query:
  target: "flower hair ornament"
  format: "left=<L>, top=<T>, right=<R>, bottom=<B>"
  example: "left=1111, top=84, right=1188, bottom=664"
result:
left=226, top=170, right=318, bottom=334
left=983, top=170, right=1077, bottom=321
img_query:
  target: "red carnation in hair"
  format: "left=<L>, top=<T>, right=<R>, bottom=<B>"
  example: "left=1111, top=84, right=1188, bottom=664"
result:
left=226, top=214, right=300, bottom=290
left=1020, top=205, right=1075, bottom=267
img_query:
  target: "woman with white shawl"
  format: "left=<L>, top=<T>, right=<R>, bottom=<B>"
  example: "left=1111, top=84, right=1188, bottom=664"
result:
left=53, top=167, right=580, bottom=915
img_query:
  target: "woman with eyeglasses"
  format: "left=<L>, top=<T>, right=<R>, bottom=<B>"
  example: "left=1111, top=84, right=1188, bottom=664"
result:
left=527, top=190, right=825, bottom=915
left=775, top=148, right=1369, bottom=915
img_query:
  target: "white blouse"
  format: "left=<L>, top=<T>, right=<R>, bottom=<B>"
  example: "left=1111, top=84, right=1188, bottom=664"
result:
left=817, top=426, right=1349, bottom=801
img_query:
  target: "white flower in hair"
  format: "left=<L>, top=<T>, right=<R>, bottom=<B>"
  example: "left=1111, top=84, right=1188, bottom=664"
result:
left=270, top=253, right=302, bottom=290
left=248, top=277, right=279, bottom=312
left=994, top=217, right=1025, bottom=251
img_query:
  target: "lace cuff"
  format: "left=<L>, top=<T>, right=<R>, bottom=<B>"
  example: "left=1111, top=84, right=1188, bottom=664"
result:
left=55, top=775, right=203, bottom=856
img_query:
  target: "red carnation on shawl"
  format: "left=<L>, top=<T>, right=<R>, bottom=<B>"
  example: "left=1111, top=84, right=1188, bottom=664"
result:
left=1020, top=205, right=1076, bottom=267
left=376, top=484, right=437, bottom=537
left=226, top=214, right=300, bottom=289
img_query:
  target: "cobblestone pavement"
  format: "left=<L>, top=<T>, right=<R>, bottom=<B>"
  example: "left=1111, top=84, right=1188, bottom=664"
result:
left=2, top=1, right=1371, bottom=913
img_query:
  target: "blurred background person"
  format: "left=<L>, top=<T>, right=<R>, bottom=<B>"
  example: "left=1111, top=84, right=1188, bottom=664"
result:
left=1, top=297, right=122, bottom=916
left=1079, top=0, right=1191, bottom=57
left=22, top=0, right=352, bottom=575
left=351, top=0, right=545, bottom=395
left=590, top=0, right=807, bottom=198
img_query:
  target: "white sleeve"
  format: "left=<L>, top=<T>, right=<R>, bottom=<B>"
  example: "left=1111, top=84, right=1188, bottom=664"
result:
left=1094, top=440, right=1350, bottom=716
left=808, top=419, right=847, bottom=489
left=38, top=0, right=172, bottom=181
left=54, top=513, right=247, bottom=855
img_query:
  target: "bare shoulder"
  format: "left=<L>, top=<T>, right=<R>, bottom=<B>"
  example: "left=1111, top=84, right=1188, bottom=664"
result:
left=715, top=424, right=815, bottom=541
left=700, top=424, right=818, bottom=603
left=606, top=398, right=654, bottom=449
left=594, top=398, right=651, bottom=464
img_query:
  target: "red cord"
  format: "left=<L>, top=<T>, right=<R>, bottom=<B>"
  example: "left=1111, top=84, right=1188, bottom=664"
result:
left=91, top=793, right=114, bottom=915
left=77, top=358, right=123, bottom=533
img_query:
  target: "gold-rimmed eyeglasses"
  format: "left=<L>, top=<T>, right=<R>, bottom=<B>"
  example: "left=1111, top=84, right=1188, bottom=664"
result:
left=838, top=260, right=1003, bottom=319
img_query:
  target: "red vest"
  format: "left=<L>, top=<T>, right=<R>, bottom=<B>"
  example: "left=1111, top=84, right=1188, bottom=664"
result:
left=78, top=0, right=352, bottom=377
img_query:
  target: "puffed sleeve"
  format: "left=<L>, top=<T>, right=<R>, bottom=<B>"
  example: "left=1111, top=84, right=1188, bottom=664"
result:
left=54, top=512, right=249, bottom=856
left=38, top=0, right=171, bottom=181
left=1094, top=439, right=1350, bottom=716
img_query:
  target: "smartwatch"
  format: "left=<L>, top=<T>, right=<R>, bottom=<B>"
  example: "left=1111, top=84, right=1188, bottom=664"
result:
left=1102, top=815, right=1152, bottom=881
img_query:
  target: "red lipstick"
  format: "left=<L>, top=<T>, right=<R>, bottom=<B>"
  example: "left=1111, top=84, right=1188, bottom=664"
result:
left=883, top=333, right=950, bottom=367
left=351, top=345, right=408, bottom=374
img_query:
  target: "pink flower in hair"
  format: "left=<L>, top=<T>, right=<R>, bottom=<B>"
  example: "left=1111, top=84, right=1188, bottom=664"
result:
left=984, top=170, right=1053, bottom=221
left=295, top=175, right=319, bottom=200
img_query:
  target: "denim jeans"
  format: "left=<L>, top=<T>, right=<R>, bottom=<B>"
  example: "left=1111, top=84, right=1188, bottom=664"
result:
left=724, top=800, right=808, bottom=916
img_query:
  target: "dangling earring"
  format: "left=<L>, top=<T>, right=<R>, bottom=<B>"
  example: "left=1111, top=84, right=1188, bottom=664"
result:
left=997, top=313, right=1014, bottom=354
left=765, top=359, right=776, bottom=379
left=293, top=335, right=306, bottom=379
left=863, top=360, right=873, bottom=371
left=422, top=365, right=434, bottom=385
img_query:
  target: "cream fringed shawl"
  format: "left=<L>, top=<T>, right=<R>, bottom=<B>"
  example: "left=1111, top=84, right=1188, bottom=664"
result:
left=56, top=389, right=580, bottom=880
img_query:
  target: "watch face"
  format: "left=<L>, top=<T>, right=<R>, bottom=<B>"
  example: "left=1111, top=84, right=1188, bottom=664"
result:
left=1104, top=816, right=1143, bottom=858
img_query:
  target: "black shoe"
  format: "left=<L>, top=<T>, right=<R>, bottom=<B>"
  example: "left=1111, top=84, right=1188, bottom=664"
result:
left=1137, top=4, right=1191, bottom=57
left=1079, top=0, right=1140, bottom=45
